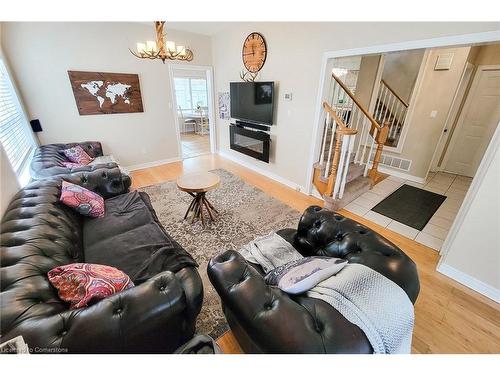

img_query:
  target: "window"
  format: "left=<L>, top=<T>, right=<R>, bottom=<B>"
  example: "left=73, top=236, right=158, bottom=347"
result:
left=174, top=77, right=208, bottom=110
left=0, top=57, right=37, bottom=186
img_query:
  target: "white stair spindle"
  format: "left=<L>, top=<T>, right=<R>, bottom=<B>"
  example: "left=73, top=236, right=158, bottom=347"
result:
left=324, top=118, right=336, bottom=178
left=338, top=134, right=355, bottom=199
left=363, top=127, right=377, bottom=177
left=318, top=110, right=328, bottom=166
left=355, top=115, right=366, bottom=164
left=332, top=134, right=349, bottom=199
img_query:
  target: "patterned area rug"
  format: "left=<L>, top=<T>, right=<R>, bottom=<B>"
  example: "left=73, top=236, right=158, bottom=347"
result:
left=140, top=169, right=301, bottom=339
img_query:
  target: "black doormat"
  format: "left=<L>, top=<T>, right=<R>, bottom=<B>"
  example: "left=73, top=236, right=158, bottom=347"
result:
left=372, top=184, right=447, bottom=231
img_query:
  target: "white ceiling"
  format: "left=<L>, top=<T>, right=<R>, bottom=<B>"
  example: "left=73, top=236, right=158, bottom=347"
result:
left=166, top=22, right=237, bottom=36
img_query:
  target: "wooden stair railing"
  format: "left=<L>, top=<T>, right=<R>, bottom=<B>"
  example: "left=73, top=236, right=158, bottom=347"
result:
left=373, top=79, right=409, bottom=147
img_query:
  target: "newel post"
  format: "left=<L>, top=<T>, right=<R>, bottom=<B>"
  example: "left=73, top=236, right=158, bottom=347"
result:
left=368, top=123, right=389, bottom=184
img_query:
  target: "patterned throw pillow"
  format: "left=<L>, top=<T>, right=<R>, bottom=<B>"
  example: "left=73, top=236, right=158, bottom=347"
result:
left=48, top=263, right=134, bottom=309
left=62, top=145, right=94, bottom=165
left=59, top=180, right=105, bottom=218
left=62, top=161, right=83, bottom=169
left=264, top=257, right=348, bottom=294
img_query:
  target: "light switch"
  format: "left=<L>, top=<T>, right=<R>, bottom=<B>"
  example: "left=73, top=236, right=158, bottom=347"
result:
left=430, top=110, right=438, bottom=118
left=284, top=93, right=293, bottom=101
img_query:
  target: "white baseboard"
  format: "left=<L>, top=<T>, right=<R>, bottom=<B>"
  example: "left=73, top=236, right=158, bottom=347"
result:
left=376, top=165, right=427, bottom=184
left=437, top=263, right=500, bottom=304
left=126, top=157, right=182, bottom=171
left=218, top=150, right=307, bottom=193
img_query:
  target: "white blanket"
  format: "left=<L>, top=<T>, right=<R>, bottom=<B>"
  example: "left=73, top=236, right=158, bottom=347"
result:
left=89, top=155, right=130, bottom=176
left=240, top=233, right=415, bottom=354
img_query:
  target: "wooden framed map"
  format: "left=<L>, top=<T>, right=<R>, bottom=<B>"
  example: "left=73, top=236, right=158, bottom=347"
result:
left=68, top=71, right=144, bottom=115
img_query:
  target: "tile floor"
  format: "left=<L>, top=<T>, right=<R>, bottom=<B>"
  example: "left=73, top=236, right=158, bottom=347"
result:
left=181, top=132, right=211, bottom=159
left=344, top=171, right=473, bottom=251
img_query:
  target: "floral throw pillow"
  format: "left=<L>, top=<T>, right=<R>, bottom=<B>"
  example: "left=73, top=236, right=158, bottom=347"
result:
left=62, top=161, right=83, bottom=169
left=264, top=256, right=348, bottom=294
left=59, top=180, right=105, bottom=218
left=62, top=145, right=94, bottom=165
left=48, top=263, right=134, bottom=309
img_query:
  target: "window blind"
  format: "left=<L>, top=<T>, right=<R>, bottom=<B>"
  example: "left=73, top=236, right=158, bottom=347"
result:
left=0, top=58, right=36, bottom=174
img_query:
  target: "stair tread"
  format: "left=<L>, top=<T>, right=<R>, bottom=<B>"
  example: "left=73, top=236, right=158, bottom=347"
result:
left=345, top=163, right=364, bottom=184
left=323, top=176, right=372, bottom=211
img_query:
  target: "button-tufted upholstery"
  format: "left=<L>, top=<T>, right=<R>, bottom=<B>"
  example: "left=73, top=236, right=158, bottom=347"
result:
left=207, top=206, right=420, bottom=354
left=0, top=176, right=203, bottom=353
left=30, top=142, right=131, bottom=191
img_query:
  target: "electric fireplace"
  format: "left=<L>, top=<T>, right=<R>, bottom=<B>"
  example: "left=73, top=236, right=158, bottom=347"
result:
left=229, top=124, right=270, bottom=163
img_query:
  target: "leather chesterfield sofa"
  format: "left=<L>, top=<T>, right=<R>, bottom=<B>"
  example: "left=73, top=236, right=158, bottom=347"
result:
left=0, top=169, right=203, bottom=353
left=30, top=141, right=131, bottom=191
left=208, top=206, right=420, bottom=354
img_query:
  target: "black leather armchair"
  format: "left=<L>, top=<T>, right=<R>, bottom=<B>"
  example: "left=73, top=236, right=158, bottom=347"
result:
left=0, top=172, right=202, bottom=353
left=30, top=141, right=131, bottom=191
left=207, top=206, right=420, bottom=353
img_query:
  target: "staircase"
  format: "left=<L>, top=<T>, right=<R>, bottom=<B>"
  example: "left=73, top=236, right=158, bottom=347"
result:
left=312, top=73, right=390, bottom=211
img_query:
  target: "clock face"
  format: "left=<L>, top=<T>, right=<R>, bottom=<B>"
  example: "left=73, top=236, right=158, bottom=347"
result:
left=242, top=32, right=267, bottom=73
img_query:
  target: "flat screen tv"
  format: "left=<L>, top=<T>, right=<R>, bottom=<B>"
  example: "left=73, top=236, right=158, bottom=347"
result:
left=230, top=82, right=274, bottom=125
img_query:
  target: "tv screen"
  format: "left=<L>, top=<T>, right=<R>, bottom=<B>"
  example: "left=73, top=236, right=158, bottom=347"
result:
left=230, top=82, right=274, bottom=125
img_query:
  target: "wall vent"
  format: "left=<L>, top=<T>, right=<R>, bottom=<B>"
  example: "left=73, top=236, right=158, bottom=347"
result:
left=370, top=153, right=412, bottom=172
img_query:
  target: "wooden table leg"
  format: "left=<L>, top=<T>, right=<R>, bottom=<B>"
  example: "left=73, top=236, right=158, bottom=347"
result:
left=202, top=195, right=215, bottom=221
left=183, top=191, right=219, bottom=226
left=184, top=196, right=197, bottom=220
left=204, top=196, right=219, bottom=214
left=199, top=193, right=206, bottom=227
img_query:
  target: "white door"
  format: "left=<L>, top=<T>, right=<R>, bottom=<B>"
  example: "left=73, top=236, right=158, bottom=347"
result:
left=443, top=66, right=500, bottom=177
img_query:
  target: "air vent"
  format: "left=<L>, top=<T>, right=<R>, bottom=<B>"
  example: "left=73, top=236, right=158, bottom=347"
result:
left=370, top=153, right=412, bottom=172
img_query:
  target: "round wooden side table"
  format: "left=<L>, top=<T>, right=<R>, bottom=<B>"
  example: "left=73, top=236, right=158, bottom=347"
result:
left=176, top=172, right=220, bottom=227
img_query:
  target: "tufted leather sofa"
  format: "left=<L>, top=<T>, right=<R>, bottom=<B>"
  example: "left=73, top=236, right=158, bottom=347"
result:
left=0, top=171, right=203, bottom=353
left=30, top=142, right=131, bottom=191
left=207, top=206, right=420, bottom=354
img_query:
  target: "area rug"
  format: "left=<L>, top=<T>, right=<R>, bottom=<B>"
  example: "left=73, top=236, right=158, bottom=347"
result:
left=140, top=169, right=301, bottom=339
left=371, top=184, right=447, bottom=230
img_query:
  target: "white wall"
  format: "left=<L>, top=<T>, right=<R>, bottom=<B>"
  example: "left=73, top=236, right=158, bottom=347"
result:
left=1, top=22, right=212, bottom=169
left=438, top=126, right=500, bottom=302
left=382, top=49, right=425, bottom=103
left=212, top=22, right=500, bottom=190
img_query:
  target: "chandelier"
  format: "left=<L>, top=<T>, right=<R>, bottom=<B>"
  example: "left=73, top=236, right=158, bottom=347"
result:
left=130, top=21, right=193, bottom=63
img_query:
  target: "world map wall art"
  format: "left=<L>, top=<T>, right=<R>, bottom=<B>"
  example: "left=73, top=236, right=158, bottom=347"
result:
left=68, top=71, right=144, bottom=115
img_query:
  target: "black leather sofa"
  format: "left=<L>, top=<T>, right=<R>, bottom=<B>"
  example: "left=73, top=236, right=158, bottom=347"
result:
left=208, top=206, right=420, bottom=354
left=0, top=169, right=203, bottom=353
left=30, top=141, right=131, bottom=191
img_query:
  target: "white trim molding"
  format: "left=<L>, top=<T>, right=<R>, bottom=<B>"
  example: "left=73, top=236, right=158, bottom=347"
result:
left=437, top=263, right=500, bottom=304
left=167, top=64, right=217, bottom=158
left=376, top=165, right=426, bottom=184
left=218, top=150, right=307, bottom=193
left=125, top=156, right=182, bottom=171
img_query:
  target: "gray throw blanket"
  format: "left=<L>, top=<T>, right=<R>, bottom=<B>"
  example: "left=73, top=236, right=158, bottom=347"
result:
left=240, top=233, right=414, bottom=354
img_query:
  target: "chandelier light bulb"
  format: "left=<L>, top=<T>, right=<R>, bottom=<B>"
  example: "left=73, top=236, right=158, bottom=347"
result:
left=136, top=42, right=146, bottom=55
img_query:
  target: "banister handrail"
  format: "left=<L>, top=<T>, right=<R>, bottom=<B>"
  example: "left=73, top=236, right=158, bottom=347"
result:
left=380, top=79, right=409, bottom=107
left=331, top=73, right=383, bottom=130
left=322, top=102, right=357, bottom=135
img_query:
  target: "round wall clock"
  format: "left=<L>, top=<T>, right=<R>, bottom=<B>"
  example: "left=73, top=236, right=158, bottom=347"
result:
left=242, top=32, right=267, bottom=73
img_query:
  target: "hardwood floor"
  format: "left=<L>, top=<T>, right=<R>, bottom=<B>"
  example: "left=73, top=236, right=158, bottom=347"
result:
left=130, top=154, right=500, bottom=354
